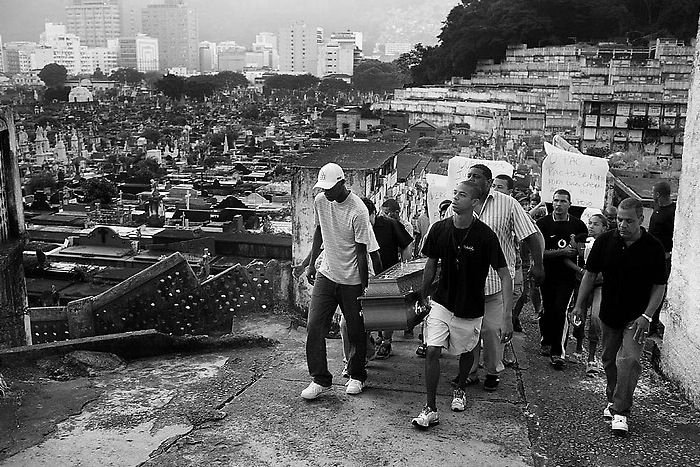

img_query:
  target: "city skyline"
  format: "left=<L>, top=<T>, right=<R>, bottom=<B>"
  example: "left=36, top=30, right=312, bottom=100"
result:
left=0, top=0, right=458, bottom=50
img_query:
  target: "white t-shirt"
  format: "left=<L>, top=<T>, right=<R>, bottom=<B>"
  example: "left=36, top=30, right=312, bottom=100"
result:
left=314, top=191, right=373, bottom=285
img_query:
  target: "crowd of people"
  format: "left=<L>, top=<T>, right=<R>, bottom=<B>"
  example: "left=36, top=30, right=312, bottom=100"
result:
left=300, top=161, right=675, bottom=439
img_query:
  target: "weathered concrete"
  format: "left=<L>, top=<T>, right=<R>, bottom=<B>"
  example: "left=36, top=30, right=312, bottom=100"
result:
left=2, top=305, right=699, bottom=466
left=661, top=16, right=700, bottom=407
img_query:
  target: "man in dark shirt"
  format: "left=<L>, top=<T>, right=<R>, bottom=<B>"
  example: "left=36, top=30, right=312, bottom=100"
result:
left=573, top=198, right=666, bottom=438
left=536, top=189, right=588, bottom=369
left=411, top=180, right=512, bottom=430
left=648, top=181, right=675, bottom=335
left=372, top=198, right=414, bottom=359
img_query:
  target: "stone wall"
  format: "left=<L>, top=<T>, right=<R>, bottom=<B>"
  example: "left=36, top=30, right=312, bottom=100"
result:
left=660, top=20, right=700, bottom=407
left=0, top=108, right=29, bottom=348
left=28, top=253, right=294, bottom=345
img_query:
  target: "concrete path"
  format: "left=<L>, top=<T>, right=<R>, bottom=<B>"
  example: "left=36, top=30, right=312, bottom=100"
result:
left=1, top=307, right=699, bottom=466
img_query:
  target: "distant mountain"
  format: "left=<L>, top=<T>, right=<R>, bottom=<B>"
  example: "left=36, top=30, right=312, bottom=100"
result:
left=0, top=0, right=459, bottom=50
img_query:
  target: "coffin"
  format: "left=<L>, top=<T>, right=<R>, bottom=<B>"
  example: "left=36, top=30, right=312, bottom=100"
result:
left=359, top=257, right=428, bottom=331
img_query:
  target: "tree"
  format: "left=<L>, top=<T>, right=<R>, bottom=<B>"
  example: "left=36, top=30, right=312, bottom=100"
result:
left=39, top=63, right=68, bottom=88
left=82, top=178, right=117, bottom=204
left=26, top=172, right=57, bottom=194
left=141, top=127, right=162, bottom=144
left=156, top=75, right=186, bottom=100
left=110, top=68, right=145, bottom=85
left=122, top=155, right=166, bottom=184
left=412, top=0, right=700, bottom=83
left=318, top=77, right=353, bottom=95
left=265, top=74, right=319, bottom=90
left=184, top=75, right=217, bottom=100
left=213, top=71, right=249, bottom=89
left=353, top=60, right=407, bottom=92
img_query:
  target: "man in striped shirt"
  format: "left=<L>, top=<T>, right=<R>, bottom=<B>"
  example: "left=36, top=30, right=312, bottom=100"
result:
left=461, top=164, right=545, bottom=391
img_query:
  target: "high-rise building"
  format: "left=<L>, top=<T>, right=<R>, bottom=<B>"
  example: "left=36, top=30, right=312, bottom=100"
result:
left=65, top=0, right=121, bottom=48
left=80, top=43, right=119, bottom=74
left=3, top=42, right=37, bottom=75
left=141, top=0, right=199, bottom=71
left=199, top=41, right=218, bottom=72
left=279, top=21, right=319, bottom=75
left=318, top=32, right=359, bottom=77
left=0, top=35, right=4, bottom=74
left=217, top=41, right=246, bottom=72
left=40, top=23, right=82, bottom=76
left=252, top=32, right=279, bottom=70
left=120, top=0, right=142, bottom=38
left=118, top=34, right=159, bottom=72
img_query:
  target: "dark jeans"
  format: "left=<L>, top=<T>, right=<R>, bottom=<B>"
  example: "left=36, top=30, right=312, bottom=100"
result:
left=539, top=280, right=576, bottom=358
left=307, top=274, right=367, bottom=387
left=601, top=320, right=643, bottom=416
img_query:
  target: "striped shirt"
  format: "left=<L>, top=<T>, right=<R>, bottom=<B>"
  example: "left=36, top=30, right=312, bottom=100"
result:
left=314, top=192, right=373, bottom=285
left=475, top=190, right=539, bottom=295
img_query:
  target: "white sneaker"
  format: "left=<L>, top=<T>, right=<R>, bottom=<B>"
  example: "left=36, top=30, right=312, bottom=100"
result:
left=412, top=405, right=439, bottom=429
left=611, top=414, right=628, bottom=437
left=301, top=382, right=331, bottom=400
left=345, top=378, right=364, bottom=395
left=603, top=402, right=613, bottom=421
left=451, top=389, right=466, bottom=412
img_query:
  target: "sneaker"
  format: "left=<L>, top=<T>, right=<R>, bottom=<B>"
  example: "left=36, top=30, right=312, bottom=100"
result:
left=345, top=378, right=364, bottom=395
left=451, top=389, right=467, bottom=412
left=540, top=344, right=551, bottom=356
left=603, top=402, right=613, bottom=421
left=415, top=343, right=427, bottom=358
left=586, top=361, right=599, bottom=377
left=550, top=356, right=565, bottom=370
left=375, top=342, right=392, bottom=360
left=450, top=375, right=479, bottom=388
left=301, top=382, right=331, bottom=400
left=412, top=405, right=439, bottom=429
left=611, top=414, right=628, bottom=437
left=484, top=375, right=500, bottom=392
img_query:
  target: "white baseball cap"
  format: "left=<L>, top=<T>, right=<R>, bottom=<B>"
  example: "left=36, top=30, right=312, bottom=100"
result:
left=314, top=163, right=345, bottom=190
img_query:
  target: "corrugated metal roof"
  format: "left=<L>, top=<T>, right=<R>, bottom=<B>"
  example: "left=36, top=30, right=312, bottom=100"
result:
left=293, top=142, right=406, bottom=170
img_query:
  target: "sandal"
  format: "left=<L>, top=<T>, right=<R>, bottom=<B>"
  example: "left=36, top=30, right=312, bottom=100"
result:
left=375, top=341, right=392, bottom=360
left=451, top=375, right=480, bottom=388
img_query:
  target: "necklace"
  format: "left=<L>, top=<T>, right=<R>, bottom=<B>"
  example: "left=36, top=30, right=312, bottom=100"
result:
left=452, top=218, right=476, bottom=271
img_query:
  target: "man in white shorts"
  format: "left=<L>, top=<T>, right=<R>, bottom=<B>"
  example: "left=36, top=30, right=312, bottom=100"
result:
left=412, top=180, right=513, bottom=429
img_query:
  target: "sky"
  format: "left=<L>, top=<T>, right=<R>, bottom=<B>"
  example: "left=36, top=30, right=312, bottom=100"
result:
left=0, top=0, right=459, bottom=49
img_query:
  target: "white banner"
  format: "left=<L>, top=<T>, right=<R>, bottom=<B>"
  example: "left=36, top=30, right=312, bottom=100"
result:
left=425, top=173, right=450, bottom=223
left=542, top=142, right=609, bottom=208
left=447, top=156, right=514, bottom=188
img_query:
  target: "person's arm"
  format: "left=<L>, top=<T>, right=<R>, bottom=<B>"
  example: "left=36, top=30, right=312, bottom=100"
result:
left=523, top=230, right=545, bottom=283
left=630, top=283, right=666, bottom=344
left=420, top=257, right=438, bottom=309
left=369, top=250, right=382, bottom=276
left=572, top=271, right=596, bottom=321
left=305, top=225, right=323, bottom=284
left=497, top=266, right=514, bottom=342
left=356, top=242, right=369, bottom=290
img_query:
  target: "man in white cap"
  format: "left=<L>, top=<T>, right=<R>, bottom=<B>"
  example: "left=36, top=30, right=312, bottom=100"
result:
left=301, top=163, right=374, bottom=399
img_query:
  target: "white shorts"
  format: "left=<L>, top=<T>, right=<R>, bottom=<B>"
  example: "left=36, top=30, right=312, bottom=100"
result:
left=424, top=301, right=482, bottom=354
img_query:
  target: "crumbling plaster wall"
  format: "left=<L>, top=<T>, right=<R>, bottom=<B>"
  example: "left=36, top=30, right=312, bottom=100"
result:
left=660, top=20, right=700, bottom=407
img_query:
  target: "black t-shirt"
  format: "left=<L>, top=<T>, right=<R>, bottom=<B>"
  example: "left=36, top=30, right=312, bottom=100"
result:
left=586, top=228, right=667, bottom=329
left=648, top=202, right=676, bottom=253
left=537, top=214, right=588, bottom=284
left=373, top=216, right=414, bottom=273
left=422, top=217, right=507, bottom=319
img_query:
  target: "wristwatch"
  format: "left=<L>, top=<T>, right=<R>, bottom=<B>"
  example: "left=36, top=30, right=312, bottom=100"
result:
left=641, top=314, right=652, bottom=323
